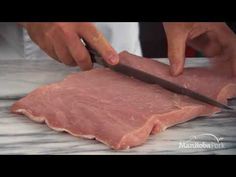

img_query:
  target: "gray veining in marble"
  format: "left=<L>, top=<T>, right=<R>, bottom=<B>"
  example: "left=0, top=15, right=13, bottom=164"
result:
left=0, top=58, right=236, bottom=154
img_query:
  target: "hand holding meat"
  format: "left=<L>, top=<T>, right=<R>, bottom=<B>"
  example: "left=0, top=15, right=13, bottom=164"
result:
left=20, top=22, right=119, bottom=70
left=163, top=22, right=236, bottom=76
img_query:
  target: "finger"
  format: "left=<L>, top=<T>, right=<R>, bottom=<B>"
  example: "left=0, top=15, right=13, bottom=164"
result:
left=64, top=32, right=93, bottom=70
left=37, top=37, right=60, bottom=62
left=77, top=23, right=119, bottom=65
left=166, top=34, right=187, bottom=76
left=52, top=36, right=76, bottom=66
left=27, top=28, right=60, bottom=62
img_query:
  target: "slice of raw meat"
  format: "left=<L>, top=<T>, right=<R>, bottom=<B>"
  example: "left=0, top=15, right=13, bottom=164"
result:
left=119, top=52, right=236, bottom=105
left=11, top=51, right=236, bottom=150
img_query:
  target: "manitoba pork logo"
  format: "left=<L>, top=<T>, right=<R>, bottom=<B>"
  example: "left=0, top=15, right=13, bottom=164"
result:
left=179, top=133, right=224, bottom=149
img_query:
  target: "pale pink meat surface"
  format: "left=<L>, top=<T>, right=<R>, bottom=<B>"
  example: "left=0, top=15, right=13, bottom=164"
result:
left=11, top=51, right=236, bottom=150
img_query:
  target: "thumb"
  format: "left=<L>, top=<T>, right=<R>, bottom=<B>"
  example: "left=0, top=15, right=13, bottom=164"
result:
left=166, top=35, right=187, bottom=76
left=77, top=23, right=119, bottom=65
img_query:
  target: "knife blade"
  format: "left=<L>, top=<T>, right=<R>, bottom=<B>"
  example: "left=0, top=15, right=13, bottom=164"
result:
left=85, top=45, right=234, bottom=110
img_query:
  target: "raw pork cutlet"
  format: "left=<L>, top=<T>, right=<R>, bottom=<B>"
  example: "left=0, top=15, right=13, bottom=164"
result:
left=119, top=51, right=236, bottom=105
left=11, top=51, right=236, bottom=150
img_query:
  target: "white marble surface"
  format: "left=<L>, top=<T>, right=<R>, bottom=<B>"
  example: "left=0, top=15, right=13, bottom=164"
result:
left=0, top=58, right=236, bottom=154
left=0, top=36, right=24, bottom=60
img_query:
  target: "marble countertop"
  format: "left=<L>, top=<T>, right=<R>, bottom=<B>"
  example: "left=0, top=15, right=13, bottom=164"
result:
left=0, top=58, right=236, bottom=154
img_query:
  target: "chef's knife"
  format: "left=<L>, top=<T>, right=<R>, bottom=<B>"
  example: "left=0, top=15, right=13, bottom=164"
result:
left=85, top=45, right=233, bottom=110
